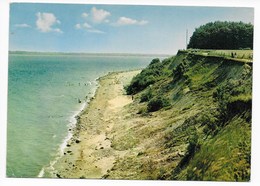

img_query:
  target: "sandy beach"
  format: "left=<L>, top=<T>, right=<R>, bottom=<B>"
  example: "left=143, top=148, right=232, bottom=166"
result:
left=52, top=70, right=141, bottom=178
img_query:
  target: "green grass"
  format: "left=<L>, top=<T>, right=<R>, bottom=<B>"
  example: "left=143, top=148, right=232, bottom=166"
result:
left=207, top=50, right=253, bottom=59
left=178, top=116, right=251, bottom=181
left=186, top=49, right=253, bottom=62
left=107, top=49, right=252, bottom=181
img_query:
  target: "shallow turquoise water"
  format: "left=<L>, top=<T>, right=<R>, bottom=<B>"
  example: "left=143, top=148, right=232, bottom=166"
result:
left=7, top=53, right=161, bottom=178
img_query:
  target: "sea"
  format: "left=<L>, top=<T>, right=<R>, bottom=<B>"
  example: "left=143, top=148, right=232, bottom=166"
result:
left=7, top=52, right=167, bottom=178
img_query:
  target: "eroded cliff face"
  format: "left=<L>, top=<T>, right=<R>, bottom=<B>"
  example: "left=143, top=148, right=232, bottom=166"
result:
left=106, top=50, right=252, bottom=181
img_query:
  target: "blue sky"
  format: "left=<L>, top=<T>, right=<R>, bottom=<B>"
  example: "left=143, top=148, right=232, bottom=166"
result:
left=9, top=3, right=254, bottom=54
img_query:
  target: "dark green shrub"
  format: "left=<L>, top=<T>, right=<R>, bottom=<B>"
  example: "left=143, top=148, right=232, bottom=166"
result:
left=149, top=58, right=160, bottom=66
left=140, top=88, right=153, bottom=102
left=125, top=74, right=156, bottom=95
left=213, top=77, right=252, bottom=123
left=147, top=97, right=170, bottom=112
left=126, top=58, right=164, bottom=95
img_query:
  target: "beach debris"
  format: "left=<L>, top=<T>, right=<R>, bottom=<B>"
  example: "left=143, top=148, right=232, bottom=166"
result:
left=56, top=173, right=62, bottom=178
left=78, top=98, right=81, bottom=103
left=75, top=139, right=81, bottom=143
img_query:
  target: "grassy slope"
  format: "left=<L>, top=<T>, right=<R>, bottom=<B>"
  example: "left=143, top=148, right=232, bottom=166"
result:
left=106, top=50, right=252, bottom=181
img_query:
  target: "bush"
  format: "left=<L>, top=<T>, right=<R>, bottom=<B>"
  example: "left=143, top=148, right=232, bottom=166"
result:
left=149, top=58, right=160, bottom=66
left=140, top=88, right=153, bottom=102
left=147, top=97, right=170, bottom=112
left=125, top=74, right=156, bottom=95
left=126, top=58, right=164, bottom=95
left=213, top=78, right=252, bottom=123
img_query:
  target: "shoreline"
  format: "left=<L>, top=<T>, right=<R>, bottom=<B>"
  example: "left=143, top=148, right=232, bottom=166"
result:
left=49, top=69, right=140, bottom=178
left=38, top=75, right=100, bottom=178
left=38, top=81, right=98, bottom=178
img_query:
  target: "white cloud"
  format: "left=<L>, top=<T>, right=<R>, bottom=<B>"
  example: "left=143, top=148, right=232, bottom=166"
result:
left=75, top=22, right=92, bottom=29
left=82, top=12, right=88, bottom=18
left=87, top=28, right=105, bottom=34
left=82, top=22, right=92, bottom=29
left=53, top=28, right=63, bottom=33
left=75, top=23, right=81, bottom=29
left=14, top=23, right=31, bottom=28
left=91, top=7, right=111, bottom=23
left=36, top=12, right=62, bottom=33
left=115, top=17, right=148, bottom=26
left=75, top=22, right=104, bottom=34
left=75, top=7, right=111, bottom=34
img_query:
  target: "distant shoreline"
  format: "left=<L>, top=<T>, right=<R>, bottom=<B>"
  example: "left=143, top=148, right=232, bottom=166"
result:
left=9, top=51, right=172, bottom=57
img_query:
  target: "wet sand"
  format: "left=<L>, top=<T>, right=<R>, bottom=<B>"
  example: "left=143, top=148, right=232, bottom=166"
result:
left=52, top=70, right=140, bottom=178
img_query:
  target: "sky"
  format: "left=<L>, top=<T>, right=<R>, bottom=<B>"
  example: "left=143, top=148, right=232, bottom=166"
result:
left=9, top=3, right=254, bottom=54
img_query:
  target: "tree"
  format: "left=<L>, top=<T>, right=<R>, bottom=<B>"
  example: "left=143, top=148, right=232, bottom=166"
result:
left=188, top=21, right=253, bottom=49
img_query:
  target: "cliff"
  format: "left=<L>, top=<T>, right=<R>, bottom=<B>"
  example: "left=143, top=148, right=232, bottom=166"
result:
left=106, top=50, right=252, bottom=181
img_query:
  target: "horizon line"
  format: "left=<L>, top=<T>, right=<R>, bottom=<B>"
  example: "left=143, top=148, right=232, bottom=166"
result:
left=9, top=50, right=173, bottom=56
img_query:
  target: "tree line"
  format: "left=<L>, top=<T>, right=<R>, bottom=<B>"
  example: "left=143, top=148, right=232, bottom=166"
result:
left=188, top=21, right=253, bottom=50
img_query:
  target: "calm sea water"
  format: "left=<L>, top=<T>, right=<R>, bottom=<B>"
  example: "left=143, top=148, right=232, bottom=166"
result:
left=7, top=53, right=163, bottom=178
